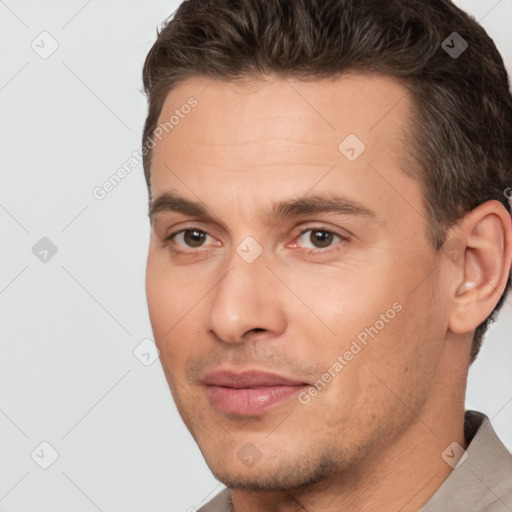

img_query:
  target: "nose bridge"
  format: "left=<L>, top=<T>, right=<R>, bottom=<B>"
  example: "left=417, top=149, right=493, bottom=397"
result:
left=207, top=244, right=286, bottom=343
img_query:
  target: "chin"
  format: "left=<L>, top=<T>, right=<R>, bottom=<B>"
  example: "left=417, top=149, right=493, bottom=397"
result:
left=204, top=449, right=344, bottom=492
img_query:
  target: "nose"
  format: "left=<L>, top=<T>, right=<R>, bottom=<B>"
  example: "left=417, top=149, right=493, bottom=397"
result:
left=207, top=251, right=287, bottom=344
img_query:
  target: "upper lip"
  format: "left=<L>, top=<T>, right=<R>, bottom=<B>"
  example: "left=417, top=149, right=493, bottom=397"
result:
left=202, top=369, right=309, bottom=389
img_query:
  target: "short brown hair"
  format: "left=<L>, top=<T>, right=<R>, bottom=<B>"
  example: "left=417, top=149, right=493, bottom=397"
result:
left=142, top=0, right=512, bottom=362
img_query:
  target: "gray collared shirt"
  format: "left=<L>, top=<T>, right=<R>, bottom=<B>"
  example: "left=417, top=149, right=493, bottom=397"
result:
left=198, top=410, right=512, bottom=511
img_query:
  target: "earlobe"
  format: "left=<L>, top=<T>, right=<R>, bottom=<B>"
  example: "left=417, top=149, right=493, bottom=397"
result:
left=448, top=201, right=512, bottom=335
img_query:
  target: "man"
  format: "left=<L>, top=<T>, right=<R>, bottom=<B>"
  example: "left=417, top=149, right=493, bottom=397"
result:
left=142, top=0, right=512, bottom=510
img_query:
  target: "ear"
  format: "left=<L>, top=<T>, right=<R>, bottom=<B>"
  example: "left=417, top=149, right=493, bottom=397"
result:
left=448, top=200, right=512, bottom=335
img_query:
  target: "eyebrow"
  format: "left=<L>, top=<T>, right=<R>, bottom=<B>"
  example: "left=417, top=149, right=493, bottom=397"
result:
left=149, top=193, right=209, bottom=221
left=148, top=191, right=377, bottom=223
left=269, top=194, right=377, bottom=221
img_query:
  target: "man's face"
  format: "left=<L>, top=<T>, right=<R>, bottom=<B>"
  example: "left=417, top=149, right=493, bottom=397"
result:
left=145, top=74, right=450, bottom=489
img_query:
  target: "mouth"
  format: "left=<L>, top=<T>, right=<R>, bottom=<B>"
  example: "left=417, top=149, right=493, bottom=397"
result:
left=202, top=369, right=310, bottom=416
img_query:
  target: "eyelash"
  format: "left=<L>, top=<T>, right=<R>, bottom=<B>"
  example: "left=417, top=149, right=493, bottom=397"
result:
left=163, top=225, right=349, bottom=255
left=294, top=227, right=347, bottom=253
left=162, top=228, right=215, bottom=255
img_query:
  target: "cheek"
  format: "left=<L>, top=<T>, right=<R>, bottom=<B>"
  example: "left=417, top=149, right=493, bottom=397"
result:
left=146, top=251, right=194, bottom=364
left=356, top=277, right=446, bottom=411
left=285, top=265, right=394, bottom=347
left=300, top=262, right=443, bottom=411
left=146, top=248, right=202, bottom=331
left=146, top=254, right=173, bottom=335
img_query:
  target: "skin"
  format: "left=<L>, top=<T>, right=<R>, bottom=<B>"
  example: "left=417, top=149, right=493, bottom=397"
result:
left=145, top=73, right=512, bottom=511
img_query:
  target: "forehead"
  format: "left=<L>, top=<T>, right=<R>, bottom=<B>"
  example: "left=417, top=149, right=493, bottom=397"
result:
left=151, top=72, right=412, bottom=167
left=149, top=73, right=422, bottom=225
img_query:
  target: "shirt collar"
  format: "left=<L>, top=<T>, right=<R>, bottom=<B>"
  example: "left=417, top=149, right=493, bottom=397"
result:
left=420, top=410, right=512, bottom=511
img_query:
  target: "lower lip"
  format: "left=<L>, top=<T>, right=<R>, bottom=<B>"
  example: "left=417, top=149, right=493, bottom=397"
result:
left=206, top=385, right=307, bottom=415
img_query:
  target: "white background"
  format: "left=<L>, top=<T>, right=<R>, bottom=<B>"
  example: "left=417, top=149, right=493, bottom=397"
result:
left=0, top=1, right=511, bottom=510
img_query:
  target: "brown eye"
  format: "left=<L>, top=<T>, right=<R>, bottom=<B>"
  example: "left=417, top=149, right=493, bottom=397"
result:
left=167, top=228, right=214, bottom=250
left=182, top=229, right=207, bottom=247
left=310, top=230, right=335, bottom=248
left=296, top=228, right=342, bottom=250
